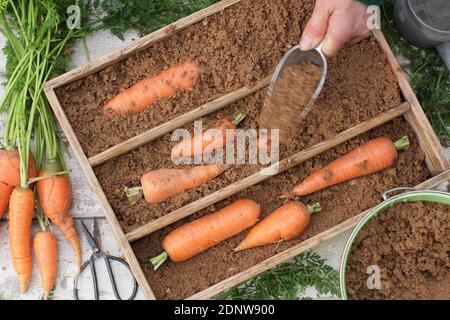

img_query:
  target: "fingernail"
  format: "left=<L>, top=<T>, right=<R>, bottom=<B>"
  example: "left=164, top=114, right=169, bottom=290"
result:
left=300, top=35, right=313, bottom=51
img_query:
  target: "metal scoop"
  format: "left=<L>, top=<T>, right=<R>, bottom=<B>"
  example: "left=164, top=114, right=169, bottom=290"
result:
left=260, top=43, right=327, bottom=138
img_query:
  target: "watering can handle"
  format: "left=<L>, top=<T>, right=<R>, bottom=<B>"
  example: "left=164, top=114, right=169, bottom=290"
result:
left=436, top=42, right=450, bottom=71
left=382, top=187, right=416, bottom=201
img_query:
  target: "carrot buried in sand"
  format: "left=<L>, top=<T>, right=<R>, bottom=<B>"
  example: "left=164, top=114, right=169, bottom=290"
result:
left=125, top=164, right=229, bottom=205
left=292, top=136, right=410, bottom=196
left=104, top=61, right=201, bottom=117
left=234, top=201, right=321, bottom=252
left=171, top=112, right=246, bottom=159
left=37, top=160, right=81, bottom=269
left=151, top=199, right=261, bottom=270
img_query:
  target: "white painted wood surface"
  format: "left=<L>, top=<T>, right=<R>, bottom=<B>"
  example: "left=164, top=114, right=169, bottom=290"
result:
left=0, top=29, right=448, bottom=300
left=0, top=30, right=144, bottom=300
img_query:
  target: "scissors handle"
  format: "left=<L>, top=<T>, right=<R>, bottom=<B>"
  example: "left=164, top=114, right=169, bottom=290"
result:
left=73, top=254, right=138, bottom=300
left=103, top=255, right=138, bottom=300
left=74, top=257, right=99, bottom=300
left=90, top=256, right=100, bottom=300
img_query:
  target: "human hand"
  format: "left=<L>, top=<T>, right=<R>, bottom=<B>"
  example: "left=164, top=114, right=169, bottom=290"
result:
left=300, top=0, right=371, bottom=56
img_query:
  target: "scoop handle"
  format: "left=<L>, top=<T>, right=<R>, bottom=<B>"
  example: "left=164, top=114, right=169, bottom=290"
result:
left=315, top=41, right=325, bottom=53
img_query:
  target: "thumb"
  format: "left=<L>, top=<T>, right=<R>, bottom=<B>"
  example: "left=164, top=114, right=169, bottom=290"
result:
left=321, top=10, right=368, bottom=57
left=300, top=3, right=331, bottom=51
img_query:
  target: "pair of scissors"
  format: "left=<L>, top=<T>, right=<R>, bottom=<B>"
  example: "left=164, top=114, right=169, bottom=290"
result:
left=73, top=218, right=138, bottom=300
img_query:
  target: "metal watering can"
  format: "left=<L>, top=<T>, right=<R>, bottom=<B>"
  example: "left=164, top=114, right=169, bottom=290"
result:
left=394, top=0, right=450, bottom=70
left=339, top=187, right=450, bottom=299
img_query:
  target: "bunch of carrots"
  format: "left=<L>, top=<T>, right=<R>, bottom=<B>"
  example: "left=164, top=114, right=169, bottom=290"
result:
left=0, top=0, right=81, bottom=298
left=148, top=135, right=410, bottom=269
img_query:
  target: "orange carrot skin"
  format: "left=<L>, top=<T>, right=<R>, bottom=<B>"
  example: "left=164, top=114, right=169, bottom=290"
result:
left=293, top=137, right=399, bottom=196
left=0, top=149, right=38, bottom=187
left=141, top=164, right=228, bottom=204
left=235, top=201, right=311, bottom=252
left=34, top=231, right=58, bottom=299
left=37, top=162, right=81, bottom=269
left=104, top=61, right=200, bottom=117
left=0, top=181, right=13, bottom=219
left=171, top=118, right=236, bottom=158
left=9, top=187, right=34, bottom=293
left=163, top=199, right=261, bottom=262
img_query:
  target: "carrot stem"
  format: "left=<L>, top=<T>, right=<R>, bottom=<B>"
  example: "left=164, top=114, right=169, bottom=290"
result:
left=394, top=136, right=410, bottom=151
left=28, top=170, right=70, bottom=184
left=150, top=252, right=168, bottom=270
left=36, top=205, right=47, bottom=232
left=124, top=186, right=143, bottom=205
left=306, top=202, right=322, bottom=214
left=232, top=112, right=246, bottom=126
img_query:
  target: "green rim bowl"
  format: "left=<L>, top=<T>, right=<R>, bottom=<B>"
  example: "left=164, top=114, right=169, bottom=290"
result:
left=339, top=189, right=450, bottom=300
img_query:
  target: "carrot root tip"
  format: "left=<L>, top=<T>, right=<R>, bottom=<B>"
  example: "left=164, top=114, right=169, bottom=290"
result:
left=150, top=252, right=168, bottom=270
left=20, top=282, right=28, bottom=294
left=124, top=187, right=143, bottom=205
left=307, top=202, right=322, bottom=214
left=394, top=136, right=410, bottom=151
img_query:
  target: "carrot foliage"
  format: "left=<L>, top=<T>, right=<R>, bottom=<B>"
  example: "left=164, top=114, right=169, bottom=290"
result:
left=217, top=252, right=340, bottom=300
left=91, top=0, right=217, bottom=40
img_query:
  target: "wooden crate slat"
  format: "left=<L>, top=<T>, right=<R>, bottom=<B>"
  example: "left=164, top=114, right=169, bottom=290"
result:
left=126, top=102, right=411, bottom=242
left=89, top=77, right=271, bottom=167
left=187, top=169, right=450, bottom=300
left=43, top=89, right=156, bottom=300
left=373, top=30, right=449, bottom=174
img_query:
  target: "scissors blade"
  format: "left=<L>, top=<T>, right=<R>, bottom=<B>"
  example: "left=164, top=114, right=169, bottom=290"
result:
left=93, top=218, right=101, bottom=249
left=80, top=220, right=99, bottom=251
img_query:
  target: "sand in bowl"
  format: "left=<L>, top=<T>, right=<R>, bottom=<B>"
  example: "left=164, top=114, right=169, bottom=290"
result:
left=346, top=202, right=450, bottom=300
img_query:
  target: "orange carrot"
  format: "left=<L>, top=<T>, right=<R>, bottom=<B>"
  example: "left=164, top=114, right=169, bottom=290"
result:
left=33, top=231, right=58, bottom=300
left=171, top=113, right=246, bottom=159
left=0, top=148, right=37, bottom=187
left=104, top=61, right=200, bottom=117
left=125, top=164, right=229, bottom=205
left=151, top=199, right=261, bottom=269
left=292, top=136, right=410, bottom=196
left=9, top=187, right=34, bottom=292
left=234, top=201, right=321, bottom=252
left=0, top=181, right=13, bottom=219
left=37, top=161, right=81, bottom=269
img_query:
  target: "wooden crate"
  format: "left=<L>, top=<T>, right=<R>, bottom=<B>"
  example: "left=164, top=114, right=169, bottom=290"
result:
left=44, top=0, right=449, bottom=300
